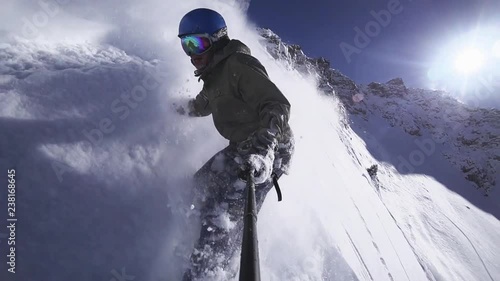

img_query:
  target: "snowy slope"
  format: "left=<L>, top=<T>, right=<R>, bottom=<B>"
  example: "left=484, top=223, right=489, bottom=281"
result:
left=0, top=1, right=499, bottom=281
left=258, top=28, right=500, bottom=195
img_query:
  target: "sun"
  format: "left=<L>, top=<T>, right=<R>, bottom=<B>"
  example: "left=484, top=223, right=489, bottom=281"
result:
left=426, top=27, right=498, bottom=97
left=454, top=48, right=485, bottom=75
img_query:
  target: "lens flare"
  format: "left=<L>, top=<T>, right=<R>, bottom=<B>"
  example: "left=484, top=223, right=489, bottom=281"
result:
left=454, top=48, right=484, bottom=74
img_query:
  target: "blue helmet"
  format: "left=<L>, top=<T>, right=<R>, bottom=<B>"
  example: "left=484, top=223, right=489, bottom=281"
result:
left=178, top=8, right=227, bottom=38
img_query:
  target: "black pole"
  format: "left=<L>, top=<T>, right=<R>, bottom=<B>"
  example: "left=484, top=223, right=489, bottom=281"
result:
left=239, top=170, right=261, bottom=281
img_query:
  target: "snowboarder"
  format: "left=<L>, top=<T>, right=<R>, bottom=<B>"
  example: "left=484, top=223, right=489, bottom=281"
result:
left=177, top=8, right=294, bottom=280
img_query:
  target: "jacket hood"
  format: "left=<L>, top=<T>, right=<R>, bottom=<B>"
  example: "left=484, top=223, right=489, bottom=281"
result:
left=196, top=39, right=251, bottom=79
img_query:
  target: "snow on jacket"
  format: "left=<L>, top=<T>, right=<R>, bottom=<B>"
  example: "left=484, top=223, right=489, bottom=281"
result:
left=189, top=39, right=292, bottom=143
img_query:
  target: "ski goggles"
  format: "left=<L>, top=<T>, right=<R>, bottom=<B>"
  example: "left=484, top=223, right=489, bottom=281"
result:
left=180, top=33, right=213, bottom=56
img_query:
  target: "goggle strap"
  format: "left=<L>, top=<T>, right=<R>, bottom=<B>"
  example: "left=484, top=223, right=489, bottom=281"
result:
left=212, top=27, right=228, bottom=41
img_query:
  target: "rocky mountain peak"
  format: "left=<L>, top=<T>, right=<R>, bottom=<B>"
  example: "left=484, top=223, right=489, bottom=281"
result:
left=386, top=77, right=405, bottom=86
left=258, top=28, right=499, bottom=194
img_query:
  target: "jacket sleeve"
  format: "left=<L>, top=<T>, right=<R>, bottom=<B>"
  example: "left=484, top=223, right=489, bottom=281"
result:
left=233, top=54, right=291, bottom=138
left=188, top=88, right=211, bottom=117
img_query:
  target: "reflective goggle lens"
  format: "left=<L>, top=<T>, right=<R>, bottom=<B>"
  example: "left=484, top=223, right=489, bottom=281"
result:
left=181, top=35, right=212, bottom=56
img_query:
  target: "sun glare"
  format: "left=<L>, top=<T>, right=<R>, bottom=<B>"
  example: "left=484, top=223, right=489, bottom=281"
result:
left=454, top=48, right=484, bottom=75
left=427, top=28, right=498, bottom=95
left=493, top=40, right=500, bottom=58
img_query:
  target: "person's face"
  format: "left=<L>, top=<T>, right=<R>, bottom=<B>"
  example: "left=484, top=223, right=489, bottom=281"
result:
left=190, top=52, right=213, bottom=70
left=180, top=34, right=214, bottom=70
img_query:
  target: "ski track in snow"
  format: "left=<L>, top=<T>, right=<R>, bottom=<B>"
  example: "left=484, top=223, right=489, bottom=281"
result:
left=349, top=195, right=395, bottom=281
left=441, top=213, right=494, bottom=281
left=345, top=229, right=374, bottom=281
left=375, top=188, right=436, bottom=281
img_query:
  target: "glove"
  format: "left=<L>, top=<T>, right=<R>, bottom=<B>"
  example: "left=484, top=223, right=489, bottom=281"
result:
left=237, top=128, right=278, bottom=184
left=241, top=148, right=275, bottom=184
left=172, top=97, right=206, bottom=117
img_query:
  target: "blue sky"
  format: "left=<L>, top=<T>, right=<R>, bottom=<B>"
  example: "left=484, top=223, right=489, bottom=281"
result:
left=247, top=0, right=499, bottom=94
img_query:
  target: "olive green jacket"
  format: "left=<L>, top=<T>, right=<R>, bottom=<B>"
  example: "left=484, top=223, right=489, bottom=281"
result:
left=189, top=39, right=291, bottom=143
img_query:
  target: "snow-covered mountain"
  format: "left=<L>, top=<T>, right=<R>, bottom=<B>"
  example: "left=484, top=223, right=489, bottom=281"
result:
left=0, top=2, right=499, bottom=281
left=258, top=28, right=500, bottom=195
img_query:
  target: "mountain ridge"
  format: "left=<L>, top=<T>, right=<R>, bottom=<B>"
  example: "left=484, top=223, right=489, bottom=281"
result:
left=257, top=27, right=499, bottom=194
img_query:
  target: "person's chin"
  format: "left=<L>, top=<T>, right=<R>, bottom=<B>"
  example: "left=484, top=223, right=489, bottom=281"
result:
left=191, top=58, right=204, bottom=69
